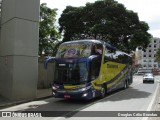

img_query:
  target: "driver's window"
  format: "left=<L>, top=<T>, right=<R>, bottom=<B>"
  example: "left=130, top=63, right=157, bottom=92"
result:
left=90, top=43, right=103, bottom=80
left=104, top=47, right=115, bottom=62
left=92, top=43, right=103, bottom=55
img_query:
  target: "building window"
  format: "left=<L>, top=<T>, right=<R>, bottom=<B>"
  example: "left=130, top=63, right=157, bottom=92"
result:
left=149, top=50, right=151, bottom=52
left=143, top=65, right=146, bottom=67
left=154, top=64, right=157, bottom=67
left=143, top=55, right=146, bottom=57
left=149, top=55, right=151, bottom=57
left=149, top=60, right=152, bottom=62
left=154, top=45, right=156, bottom=48
left=154, top=40, right=156, bottom=43
left=143, top=60, right=147, bottom=62
left=149, top=45, right=151, bottom=47
left=149, top=65, right=152, bottom=67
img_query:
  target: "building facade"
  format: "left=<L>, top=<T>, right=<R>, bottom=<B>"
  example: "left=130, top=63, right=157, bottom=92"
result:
left=135, top=37, right=160, bottom=70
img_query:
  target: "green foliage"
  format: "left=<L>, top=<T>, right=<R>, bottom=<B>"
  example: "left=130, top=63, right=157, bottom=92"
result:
left=59, top=0, right=152, bottom=53
left=156, top=48, right=160, bottom=63
left=39, top=3, right=60, bottom=56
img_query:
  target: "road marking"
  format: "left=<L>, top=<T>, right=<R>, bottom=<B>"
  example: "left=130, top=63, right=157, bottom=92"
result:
left=141, top=82, right=159, bottom=120
left=131, top=82, right=142, bottom=87
left=53, top=117, right=64, bottom=120
left=146, top=83, right=159, bottom=111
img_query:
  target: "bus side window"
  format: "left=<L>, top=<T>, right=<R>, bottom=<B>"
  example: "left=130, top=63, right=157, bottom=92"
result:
left=90, top=43, right=103, bottom=80
left=92, top=43, right=103, bottom=55
left=104, top=47, right=115, bottom=62
left=90, top=57, right=101, bottom=80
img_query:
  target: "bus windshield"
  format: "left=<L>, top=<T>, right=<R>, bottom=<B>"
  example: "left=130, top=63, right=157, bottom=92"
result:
left=56, top=41, right=92, bottom=58
left=54, top=62, right=88, bottom=85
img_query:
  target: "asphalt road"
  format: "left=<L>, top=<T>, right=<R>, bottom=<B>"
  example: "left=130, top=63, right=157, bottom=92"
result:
left=1, top=75, right=160, bottom=120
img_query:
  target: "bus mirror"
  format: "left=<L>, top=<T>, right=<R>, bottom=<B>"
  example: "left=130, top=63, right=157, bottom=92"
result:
left=44, top=57, right=55, bottom=69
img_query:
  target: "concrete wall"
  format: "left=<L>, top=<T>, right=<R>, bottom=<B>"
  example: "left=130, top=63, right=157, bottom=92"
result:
left=38, top=59, right=54, bottom=89
left=0, top=0, right=40, bottom=101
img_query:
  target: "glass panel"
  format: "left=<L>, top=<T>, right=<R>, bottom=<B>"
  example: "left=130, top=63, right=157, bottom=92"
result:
left=54, top=62, right=88, bottom=85
left=90, top=57, right=102, bottom=80
left=56, top=42, right=92, bottom=58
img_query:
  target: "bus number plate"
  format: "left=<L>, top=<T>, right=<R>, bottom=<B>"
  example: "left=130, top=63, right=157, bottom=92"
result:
left=64, top=95, right=70, bottom=98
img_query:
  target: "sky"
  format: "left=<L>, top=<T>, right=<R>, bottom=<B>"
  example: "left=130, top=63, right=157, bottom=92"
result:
left=40, top=0, right=160, bottom=38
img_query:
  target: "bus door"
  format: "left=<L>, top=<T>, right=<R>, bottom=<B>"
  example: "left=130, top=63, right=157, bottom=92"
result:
left=90, top=43, right=103, bottom=81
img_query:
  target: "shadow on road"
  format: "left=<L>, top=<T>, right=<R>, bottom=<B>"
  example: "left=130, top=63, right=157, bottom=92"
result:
left=101, top=87, right=151, bottom=102
left=60, top=86, right=153, bottom=117
left=20, top=84, right=154, bottom=118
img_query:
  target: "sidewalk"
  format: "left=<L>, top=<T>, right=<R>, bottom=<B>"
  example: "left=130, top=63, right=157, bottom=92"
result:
left=0, top=88, right=52, bottom=109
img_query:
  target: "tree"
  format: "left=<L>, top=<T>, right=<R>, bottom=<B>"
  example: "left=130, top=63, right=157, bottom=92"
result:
left=59, top=6, right=85, bottom=42
left=59, top=0, right=152, bottom=53
left=39, top=3, right=60, bottom=56
left=156, top=48, right=160, bottom=63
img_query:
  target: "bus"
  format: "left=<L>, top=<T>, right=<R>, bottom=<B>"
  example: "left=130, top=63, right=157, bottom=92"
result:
left=45, top=39, right=133, bottom=100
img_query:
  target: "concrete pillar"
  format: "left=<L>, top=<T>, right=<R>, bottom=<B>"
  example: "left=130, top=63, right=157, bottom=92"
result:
left=0, top=0, right=40, bottom=100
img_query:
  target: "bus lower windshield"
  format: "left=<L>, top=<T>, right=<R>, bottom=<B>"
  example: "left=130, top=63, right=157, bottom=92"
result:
left=54, top=62, right=88, bottom=85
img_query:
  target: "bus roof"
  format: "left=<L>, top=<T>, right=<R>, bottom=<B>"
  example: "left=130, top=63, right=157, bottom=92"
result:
left=61, top=39, right=131, bottom=57
left=63, top=39, right=118, bottom=49
left=61, top=39, right=102, bottom=44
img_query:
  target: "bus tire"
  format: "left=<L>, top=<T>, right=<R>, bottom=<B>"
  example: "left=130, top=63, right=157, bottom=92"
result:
left=100, top=84, right=107, bottom=98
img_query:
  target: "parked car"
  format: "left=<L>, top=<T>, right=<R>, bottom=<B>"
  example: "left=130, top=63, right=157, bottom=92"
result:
left=143, top=73, right=154, bottom=83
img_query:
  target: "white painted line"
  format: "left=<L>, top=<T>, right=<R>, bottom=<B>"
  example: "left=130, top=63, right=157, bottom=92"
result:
left=146, top=83, right=159, bottom=111
left=52, top=117, right=64, bottom=120
left=131, top=82, right=142, bottom=87
left=141, top=82, right=160, bottom=120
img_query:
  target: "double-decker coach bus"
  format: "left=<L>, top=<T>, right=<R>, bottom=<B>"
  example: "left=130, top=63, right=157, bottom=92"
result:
left=45, top=39, right=133, bottom=100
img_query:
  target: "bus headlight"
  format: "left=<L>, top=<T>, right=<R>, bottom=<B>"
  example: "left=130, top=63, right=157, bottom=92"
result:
left=82, top=93, right=88, bottom=97
left=78, top=85, right=91, bottom=92
left=52, top=85, right=59, bottom=90
left=52, top=91, right=55, bottom=95
left=52, top=86, right=57, bottom=90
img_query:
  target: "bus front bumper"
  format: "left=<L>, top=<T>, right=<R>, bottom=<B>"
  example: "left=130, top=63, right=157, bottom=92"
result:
left=52, top=89, right=95, bottom=100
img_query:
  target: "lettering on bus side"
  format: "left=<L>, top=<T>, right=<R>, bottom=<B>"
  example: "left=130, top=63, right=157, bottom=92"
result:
left=107, top=64, right=118, bottom=68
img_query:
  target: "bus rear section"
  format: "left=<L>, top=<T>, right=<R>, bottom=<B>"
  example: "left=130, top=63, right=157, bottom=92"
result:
left=45, top=40, right=133, bottom=100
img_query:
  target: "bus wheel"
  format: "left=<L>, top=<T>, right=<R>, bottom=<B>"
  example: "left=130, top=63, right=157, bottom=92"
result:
left=100, top=85, right=106, bottom=98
